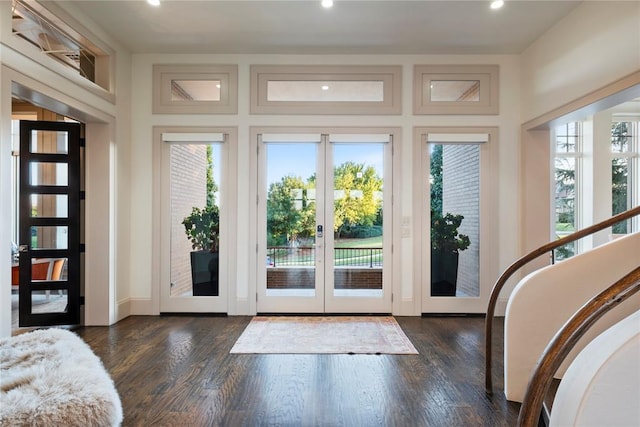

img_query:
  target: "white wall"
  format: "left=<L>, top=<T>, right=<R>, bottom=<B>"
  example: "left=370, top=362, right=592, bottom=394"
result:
left=521, top=1, right=640, bottom=123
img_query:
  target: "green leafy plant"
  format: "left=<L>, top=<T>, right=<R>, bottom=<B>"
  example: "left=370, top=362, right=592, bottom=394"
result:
left=431, top=209, right=471, bottom=253
left=182, top=205, right=219, bottom=252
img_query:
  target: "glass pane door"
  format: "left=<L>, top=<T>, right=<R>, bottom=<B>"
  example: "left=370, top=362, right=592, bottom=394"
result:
left=18, top=121, right=81, bottom=327
left=258, top=134, right=324, bottom=313
left=257, top=131, right=392, bottom=314
left=324, top=137, right=391, bottom=313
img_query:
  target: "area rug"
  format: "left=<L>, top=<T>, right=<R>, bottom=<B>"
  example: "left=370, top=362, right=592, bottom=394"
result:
left=230, top=316, right=418, bottom=354
left=0, top=328, right=123, bottom=426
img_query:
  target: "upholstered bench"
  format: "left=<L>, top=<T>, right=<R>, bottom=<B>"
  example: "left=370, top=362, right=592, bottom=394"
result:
left=0, top=329, right=122, bottom=426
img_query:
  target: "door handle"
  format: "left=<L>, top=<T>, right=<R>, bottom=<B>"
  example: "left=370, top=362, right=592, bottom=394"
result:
left=19, top=245, right=29, bottom=253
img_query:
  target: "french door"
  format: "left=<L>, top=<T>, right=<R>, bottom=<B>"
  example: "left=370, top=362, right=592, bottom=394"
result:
left=18, top=120, right=82, bottom=326
left=257, top=131, right=392, bottom=313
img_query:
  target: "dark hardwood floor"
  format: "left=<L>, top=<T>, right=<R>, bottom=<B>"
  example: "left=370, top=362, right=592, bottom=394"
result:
left=75, top=315, right=519, bottom=426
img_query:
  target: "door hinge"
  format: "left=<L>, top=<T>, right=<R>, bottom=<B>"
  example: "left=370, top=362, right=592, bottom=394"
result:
left=80, top=244, right=86, bottom=253
left=80, top=191, right=86, bottom=200
left=256, top=243, right=259, bottom=253
left=80, top=138, right=86, bottom=148
left=256, top=293, right=258, bottom=302
left=80, top=296, right=85, bottom=305
left=391, top=293, right=393, bottom=303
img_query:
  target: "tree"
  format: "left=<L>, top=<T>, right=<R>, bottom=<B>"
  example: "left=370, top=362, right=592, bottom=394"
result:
left=333, top=162, right=382, bottom=238
left=611, top=122, right=629, bottom=234
left=430, top=144, right=443, bottom=215
left=206, top=145, right=218, bottom=208
left=267, top=175, right=314, bottom=246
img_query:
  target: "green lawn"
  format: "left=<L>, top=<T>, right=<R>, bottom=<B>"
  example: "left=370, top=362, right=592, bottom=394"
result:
left=334, top=236, right=383, bottom=248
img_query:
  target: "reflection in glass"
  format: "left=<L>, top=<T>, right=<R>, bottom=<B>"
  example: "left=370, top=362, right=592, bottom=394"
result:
left=267, top=81, right=384, bottom=102
left=30, top=226, right=68, bottom=250
left=429, top=80, right=480, bottom=102
left=30, top=194, right=68, bottom=218
left=30, top=162, right=68, bottom=186
left=333, top=143, right=384, bottom=296
left=31, top=290, right=68, bottom=314
left=265, top=143, right=317, bottom=295
left=30, top=130, right=69, bottom=154
left=171, top=80, right=221, bottom=101
left=430, top=144, right=479, bottom=297
left=170, top=143, right=221, bottom=296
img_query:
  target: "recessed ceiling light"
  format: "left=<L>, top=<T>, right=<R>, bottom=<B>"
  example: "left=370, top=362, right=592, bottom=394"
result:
left=147, top=0, right=160, bottom=6
left=321, top=85, right=330, bottom=91
left=490, top=0, right=504, bottom=10
left=321, top=0, right=333, bottom=9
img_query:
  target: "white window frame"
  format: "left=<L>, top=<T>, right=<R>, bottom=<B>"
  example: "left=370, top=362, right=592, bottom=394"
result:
left=551, top=122, right=583, bottom=258
left=413, top=65, right=499, bottom=115
left=414, top=126, right=499, bottom=314
left=611, top=117, right=639, bottom=233
left=152, top=126, right=238, bottom=314
left=250, top=65, right=402, bottom=115
left=152, top=65, right=238, bottom=114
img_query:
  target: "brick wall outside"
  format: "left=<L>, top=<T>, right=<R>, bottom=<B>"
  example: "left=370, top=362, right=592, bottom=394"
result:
left=170, top=145, right=208, bottom=296
left=267, top=267, right=382, bottom=289
left=442, top=144, right=480, bottom=297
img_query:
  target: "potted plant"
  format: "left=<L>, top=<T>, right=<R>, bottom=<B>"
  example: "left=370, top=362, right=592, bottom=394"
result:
left=430, top=209, right=471, bottom=296
left=182, top=205, right=219, bottom=296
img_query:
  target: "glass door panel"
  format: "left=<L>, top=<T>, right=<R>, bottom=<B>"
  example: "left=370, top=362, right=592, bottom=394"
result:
left=429, top=143, right=480, bottom=298
left=325, top=136, right=391, bottom=313
left=258, top=134, right=324, bottom=313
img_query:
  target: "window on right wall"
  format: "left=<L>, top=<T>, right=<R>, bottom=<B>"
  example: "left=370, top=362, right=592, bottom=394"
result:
left=553, top=122, right=581, bottom=261
left=611, top=119, right=639, bottom=234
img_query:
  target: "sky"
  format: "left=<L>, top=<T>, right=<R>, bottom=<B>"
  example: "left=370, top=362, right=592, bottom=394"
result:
left=266, top=142, right=384, bottom=186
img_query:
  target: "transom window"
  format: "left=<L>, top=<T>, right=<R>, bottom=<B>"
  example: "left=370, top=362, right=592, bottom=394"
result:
left=11, top=0, right=110, bottom=90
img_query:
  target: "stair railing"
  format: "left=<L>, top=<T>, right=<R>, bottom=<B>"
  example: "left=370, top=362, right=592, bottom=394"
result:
left=485, top=205, right=640, bottom=394
left=516, top=266, right=640, bottom=427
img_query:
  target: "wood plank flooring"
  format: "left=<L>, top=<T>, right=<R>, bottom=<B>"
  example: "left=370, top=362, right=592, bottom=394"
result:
left=75, top=315, right=519, bottom=426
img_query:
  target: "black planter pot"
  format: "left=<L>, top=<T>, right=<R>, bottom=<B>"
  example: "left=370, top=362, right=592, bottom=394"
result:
left=190, top=251, right=219, bottom=296
left=431, top=249, right=459, bottom=297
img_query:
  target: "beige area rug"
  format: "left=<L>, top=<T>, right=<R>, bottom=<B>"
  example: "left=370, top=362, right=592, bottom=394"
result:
left=230, top=316, right=418, bottom=354
left=0, top=328, right=123, bottom=426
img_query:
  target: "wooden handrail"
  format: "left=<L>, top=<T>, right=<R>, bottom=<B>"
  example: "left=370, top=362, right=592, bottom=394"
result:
left=517, top=266, right=640, bottom=426
left=485, top=205, right=640, bottom=394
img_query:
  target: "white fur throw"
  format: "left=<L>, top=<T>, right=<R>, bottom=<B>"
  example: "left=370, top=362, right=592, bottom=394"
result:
left=0, top=329, right=123, bottom=426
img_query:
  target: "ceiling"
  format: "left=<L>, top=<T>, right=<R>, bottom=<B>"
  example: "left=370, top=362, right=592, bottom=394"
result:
left=64, top=0, right=583, bottom=55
